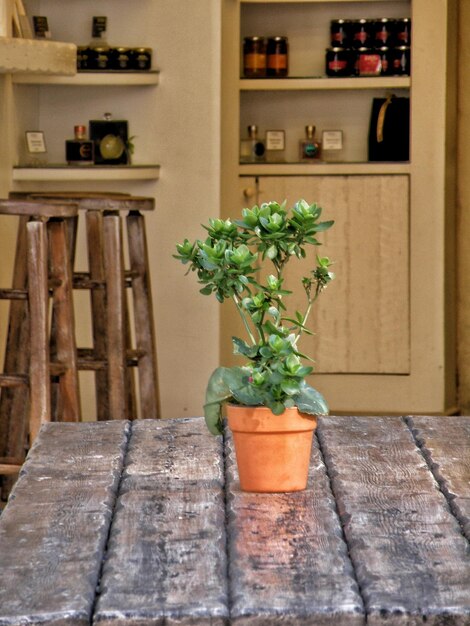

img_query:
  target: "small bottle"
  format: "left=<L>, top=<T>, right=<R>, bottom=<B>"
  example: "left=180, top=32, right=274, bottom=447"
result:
left=66, top=125, right=94, bottom=165
left=88, top=16, right=111, bottom=70
left=300, top=126, right=321, bottom=161
left=240, top=125, right=266, bottom=163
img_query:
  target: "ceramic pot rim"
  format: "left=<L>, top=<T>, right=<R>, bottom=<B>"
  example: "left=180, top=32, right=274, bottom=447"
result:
left=226, top=403, right=317, bottom=434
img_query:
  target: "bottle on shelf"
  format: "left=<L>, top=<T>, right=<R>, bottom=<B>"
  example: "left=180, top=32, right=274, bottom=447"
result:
left=299, top=126, right=321, bottom=162
left=65, top=125, right=94, bottom=166
left=240, top=125, right=266, bottom=163
left=86, top=16, right=111, bottom=71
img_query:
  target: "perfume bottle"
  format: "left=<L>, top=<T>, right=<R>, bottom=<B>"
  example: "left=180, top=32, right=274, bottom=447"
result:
left=66, top=125, right=94, bottom=165
left=300, top=125, right=321, bottom=161
left=240, top=125, right=266, bottom=163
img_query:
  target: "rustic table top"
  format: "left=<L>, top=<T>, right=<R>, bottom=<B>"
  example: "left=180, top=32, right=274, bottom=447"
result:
left=0, top=415, right=469, bottom=626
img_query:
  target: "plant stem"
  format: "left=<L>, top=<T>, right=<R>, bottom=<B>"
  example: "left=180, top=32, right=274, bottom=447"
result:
left=232, top=294, right=257, bottom=345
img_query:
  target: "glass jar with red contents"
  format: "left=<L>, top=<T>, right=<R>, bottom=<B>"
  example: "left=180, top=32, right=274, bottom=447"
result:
left=395, top=18, right=411, bottom=45
left=377, top=46, right=392, bottom=75
left=243, top=36, right=267, bottom=78
left=391, top=46, right=411, bottom=75
left=330, top=19, right=352, bottom=48
left=372, top=18, right=396, bottom=47
left=266, top=36, right=289, bottom=77
left=325, top=47, right=352, bottom=77
left=351, top=19, right=372, bottom=48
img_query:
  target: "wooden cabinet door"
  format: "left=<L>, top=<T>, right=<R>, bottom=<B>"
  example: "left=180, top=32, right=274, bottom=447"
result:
left=254, top=175, right=410, bottom=375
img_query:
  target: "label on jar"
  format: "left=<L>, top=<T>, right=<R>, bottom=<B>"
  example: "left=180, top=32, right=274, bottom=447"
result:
left=267, top=54, right=287, bottom=70
left=328, top=59, right=348, bottom=72
left=358, top=53, right=381, bottom=76
left=244, top=53, right=266, bottom=71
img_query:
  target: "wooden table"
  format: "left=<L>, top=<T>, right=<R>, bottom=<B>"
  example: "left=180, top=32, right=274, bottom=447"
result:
left=0, top=415, right=469, bottom=625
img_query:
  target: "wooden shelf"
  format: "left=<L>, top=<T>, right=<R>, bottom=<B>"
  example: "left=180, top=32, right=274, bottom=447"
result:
left=13, top=70, right=160, bottom=86
left=241, top=0, right=393, bottom=3
left=239, top=162, right=411, bottom=176
left=240, top=76, right=411, bottom=91
left=12, top=165, right=160, bottom=182
left=0, top=37, right=76, bottom=75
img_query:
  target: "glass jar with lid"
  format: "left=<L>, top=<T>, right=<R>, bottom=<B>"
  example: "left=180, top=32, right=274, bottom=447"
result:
left=243, top=37, right=267, bottom=78
left=266, top=36, right=288, bottom=77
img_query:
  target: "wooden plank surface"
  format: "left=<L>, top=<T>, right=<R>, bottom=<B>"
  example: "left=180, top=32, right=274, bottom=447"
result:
left=407, top=415, right=470, bottom=541
left=317, top=416, right=470, bottom=625
left=225, top=427, right=365, bottom=625
left=94, top=418, right=229, bottom=625
left=0, top=420, right=129, bottom=626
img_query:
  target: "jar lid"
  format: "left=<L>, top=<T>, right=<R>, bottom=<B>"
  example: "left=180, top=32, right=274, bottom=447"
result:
left=267, top=36, right=288, bottom=41
left=395, top=45, right=410, bottom=50
left=133, top=47, right=152, bottom=53
left=244, top=36, right=264, bottom=42
left=331, top=19, right=352, bottom=24
left=326, top=47, right=349, bottom=52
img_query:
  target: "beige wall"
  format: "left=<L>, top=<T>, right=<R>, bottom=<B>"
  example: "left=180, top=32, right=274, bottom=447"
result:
left=0, top=0, right=222, bottom=420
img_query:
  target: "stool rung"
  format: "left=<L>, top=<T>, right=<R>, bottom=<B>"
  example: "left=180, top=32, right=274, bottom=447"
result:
left=0, top=374, right=28, bottom=388
left=50, top=362, right=68, bottom=377
left=77, top=349, right=107, bottom=371
left=73, top=270, right=139, bottom=290
left=73, top=273, right=105, bottom=290
left=77, top=348, right=146, bottom=370
left=0, top=457, right=22, bottom=475
left=0, top=288, right=28, bottom=300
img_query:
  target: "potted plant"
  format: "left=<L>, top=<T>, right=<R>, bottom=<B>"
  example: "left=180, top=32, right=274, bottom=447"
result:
left=175, top=199, right=334, bottom=492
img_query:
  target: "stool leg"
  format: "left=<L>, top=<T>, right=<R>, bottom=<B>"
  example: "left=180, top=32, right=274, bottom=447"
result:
left=127, top=211, right=160, bottom=419
left=103, top=212, right=130, bottom=420
left=85, top=210, right=109, bottom=421
left=48, top=219, right=81, bottom=423
left=0, top=216, right=30, bottom=459
left=27, top=219, right=51, bottom=442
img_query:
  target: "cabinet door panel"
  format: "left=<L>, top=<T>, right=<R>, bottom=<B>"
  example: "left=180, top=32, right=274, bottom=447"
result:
left=256, top=175, right=409, bottom=374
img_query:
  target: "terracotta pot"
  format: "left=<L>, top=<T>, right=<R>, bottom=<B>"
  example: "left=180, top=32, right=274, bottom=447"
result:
left=226, top=404, right=317, bottom=493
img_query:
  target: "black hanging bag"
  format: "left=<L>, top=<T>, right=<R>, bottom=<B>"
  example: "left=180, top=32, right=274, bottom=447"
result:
left=368, top=94, right=410, bottom=161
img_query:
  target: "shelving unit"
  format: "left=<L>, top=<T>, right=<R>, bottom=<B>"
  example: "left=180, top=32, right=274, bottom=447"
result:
left=13, top=71, right=160, bottom=86
left=12, top=165, right=160, bottom=182
left=5, top=0, right=161, bottom=186
left=0, top=36, right=76, bottom=75
left=221, top=0, right=458, bottom=415
left=240, top=76, right=410, bottom=90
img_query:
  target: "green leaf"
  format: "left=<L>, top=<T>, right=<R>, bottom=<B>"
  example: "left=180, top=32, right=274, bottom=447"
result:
left=281, top=379, right=300, bottom=396
left=232, top=337, right=258, bottom=359
left=266, top=245, right=277, bottom=260
left=293, top=381, right=329, bottom=416
left=204, top=367, right=234, bottom=435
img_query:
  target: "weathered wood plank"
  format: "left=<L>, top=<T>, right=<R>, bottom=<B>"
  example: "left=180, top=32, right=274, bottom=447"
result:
left=225, top=426, right=365, bottom=625
left=0, top=420, right=130, bottom=626
left=93, top=417, right=228, bottom=626
left=407, top=415, right=470, bottom=542
left=318, top=416, right=470, bottom=625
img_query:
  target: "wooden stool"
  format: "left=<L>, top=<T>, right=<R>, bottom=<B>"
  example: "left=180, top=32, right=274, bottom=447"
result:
left=0, top=199, right=81, bottom=479
left=29, top=192, right=160, bottom=422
